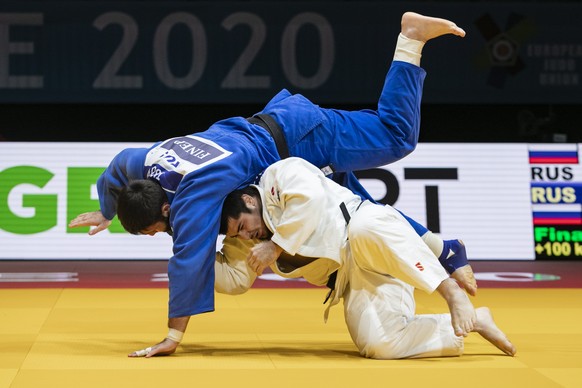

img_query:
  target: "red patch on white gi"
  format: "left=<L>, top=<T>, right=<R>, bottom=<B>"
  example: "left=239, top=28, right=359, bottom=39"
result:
left=415, top=262, right=424, bottom=271
left=271, top=187, right=275, bottom=195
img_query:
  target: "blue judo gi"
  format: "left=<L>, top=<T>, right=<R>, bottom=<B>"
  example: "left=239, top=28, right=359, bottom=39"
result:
left=97, top=60, right=428, bottom=318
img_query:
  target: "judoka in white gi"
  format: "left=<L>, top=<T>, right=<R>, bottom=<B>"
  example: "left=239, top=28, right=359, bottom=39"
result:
left=218, top=158, right=516, bottom=359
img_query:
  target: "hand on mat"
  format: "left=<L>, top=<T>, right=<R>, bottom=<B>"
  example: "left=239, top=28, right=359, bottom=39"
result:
left=247, top=240, right=282, bottom=275
left=68, top=211, right=112, bottom=235
left=128, top=338, right=178, bottom=358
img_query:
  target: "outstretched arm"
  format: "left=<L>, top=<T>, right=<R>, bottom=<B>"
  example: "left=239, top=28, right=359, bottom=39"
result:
left=68, top=147, right=149, bottom=235
left=126, top=233, right=256, bottom=359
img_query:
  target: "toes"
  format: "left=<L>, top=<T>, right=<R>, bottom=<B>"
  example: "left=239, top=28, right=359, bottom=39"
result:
left=451, top=25, right=466, bottom=37
left=452, top=265, right=478, bottom=296
left=467, top=285, right=478, bottom=297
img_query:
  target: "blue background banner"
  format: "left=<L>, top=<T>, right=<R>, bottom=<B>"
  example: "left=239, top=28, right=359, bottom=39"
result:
left=1, top=2, right=581, bottom=104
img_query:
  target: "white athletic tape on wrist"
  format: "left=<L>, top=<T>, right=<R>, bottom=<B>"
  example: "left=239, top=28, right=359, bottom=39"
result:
left=166, top=328, right=184, bottom=343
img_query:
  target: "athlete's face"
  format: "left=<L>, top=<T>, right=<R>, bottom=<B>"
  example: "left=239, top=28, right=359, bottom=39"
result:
left=139, top=203, right=173, bottom=236
left=226, top=195, right=271, bottom=240
left=140, top=217, right=172, bottom=236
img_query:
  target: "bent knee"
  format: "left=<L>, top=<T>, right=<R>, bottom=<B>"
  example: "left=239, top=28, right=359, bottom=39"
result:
left=359, top=338, right=408, bottom=360
left=391, top=141, right=416, bottom=161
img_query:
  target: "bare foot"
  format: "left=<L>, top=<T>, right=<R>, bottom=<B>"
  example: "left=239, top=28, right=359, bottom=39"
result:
left=401, top=12, right=466, bottom=42
left=436, top=278, right=476, bottom=337
left=474, top=307, right=516, bottom=356
left=451, top=264, right=478, bottom=296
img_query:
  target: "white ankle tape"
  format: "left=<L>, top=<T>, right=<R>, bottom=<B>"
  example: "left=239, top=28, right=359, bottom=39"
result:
left=166, top=328, right=184, bottom=343
left=393, top=33, right=425, bottom=66
left=421, top=231, right=444, bottom=258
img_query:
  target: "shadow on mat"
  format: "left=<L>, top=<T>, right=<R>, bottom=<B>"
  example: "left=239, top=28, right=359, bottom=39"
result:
left=43, top=339, right=506, bottom=361
left=177, top=343, right=362, bottom=359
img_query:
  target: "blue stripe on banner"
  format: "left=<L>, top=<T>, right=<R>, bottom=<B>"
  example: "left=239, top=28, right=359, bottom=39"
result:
left=529, top=151, right=578, bottom=158
left=531, top=182, right=582, bottom=188
left=532, top=212, right=581, bottom=219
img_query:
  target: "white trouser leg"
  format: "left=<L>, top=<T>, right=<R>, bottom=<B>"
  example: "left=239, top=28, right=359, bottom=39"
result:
left=343, top=269, right=463, bottom=359
left=342, top=202, right=463, bottom=359
left=347, top=201, right=449, bottom=294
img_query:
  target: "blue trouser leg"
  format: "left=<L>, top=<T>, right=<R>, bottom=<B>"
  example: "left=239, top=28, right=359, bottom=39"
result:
left=329, top=171, right=430, bottom=236
left=321, top=61, right=427, bottom=172
left=397, top=209, right=430, bottom=236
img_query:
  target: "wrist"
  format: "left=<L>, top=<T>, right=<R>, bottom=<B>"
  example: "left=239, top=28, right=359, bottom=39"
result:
left=272, top=242, right=283, bottom=257
left=166, top=328, right=184, bottom=343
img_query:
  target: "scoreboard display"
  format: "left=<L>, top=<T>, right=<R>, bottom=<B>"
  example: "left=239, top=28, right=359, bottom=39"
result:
left=529, top=146, right=582, bottom=259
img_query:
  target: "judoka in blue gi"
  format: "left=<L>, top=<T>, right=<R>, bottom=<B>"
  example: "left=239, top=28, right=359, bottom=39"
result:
left=69, top=12, right=474, bottom=358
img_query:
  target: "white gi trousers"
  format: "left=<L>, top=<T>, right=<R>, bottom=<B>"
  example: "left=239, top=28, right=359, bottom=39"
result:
left=341, top=201, right=464, bottom=359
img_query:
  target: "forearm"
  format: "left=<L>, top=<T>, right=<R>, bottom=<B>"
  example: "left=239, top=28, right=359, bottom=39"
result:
left=272, top=242, right=283, bottom=259
left=163, top=316, right=190, bottom=345
left=168, top=316, right=190, bottom=333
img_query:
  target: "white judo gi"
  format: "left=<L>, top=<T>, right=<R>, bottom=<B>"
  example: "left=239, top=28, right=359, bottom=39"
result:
left=215, top=158, right=464, bottom=359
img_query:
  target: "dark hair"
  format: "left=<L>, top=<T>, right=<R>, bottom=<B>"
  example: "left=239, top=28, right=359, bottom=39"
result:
left=117, top=179, right=168, bottom=234
left=219, top=186, right=260, bottom=235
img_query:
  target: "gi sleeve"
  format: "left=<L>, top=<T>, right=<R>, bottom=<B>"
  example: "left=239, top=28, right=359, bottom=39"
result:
left=266, top=159, right=326, bottom=255
left=97, top=147, right=150, bottom=220
left=167, top=177, right=221, bottom=317
left=166, top=158, right=253, bottom=318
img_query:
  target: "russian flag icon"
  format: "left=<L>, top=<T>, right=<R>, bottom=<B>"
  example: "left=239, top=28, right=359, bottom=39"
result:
left=532, top=204, right=582, bottom=225
left=529, top=145, right=579, bottom=164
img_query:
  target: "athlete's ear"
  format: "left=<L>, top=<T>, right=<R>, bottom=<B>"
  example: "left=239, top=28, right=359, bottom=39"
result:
left=241, top=194, right=256, bottom=209
left=161, top=203, right=171, bottom=217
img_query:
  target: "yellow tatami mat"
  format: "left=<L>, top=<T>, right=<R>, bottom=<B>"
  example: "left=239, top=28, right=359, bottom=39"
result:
left=1, top=288, right=581, bottom=388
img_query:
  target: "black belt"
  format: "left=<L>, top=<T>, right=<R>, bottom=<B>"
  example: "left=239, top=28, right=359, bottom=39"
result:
left=325, top=201, right=364, bottom=295
left=247, top=114, right=289, bottom=159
